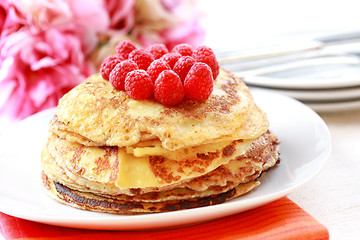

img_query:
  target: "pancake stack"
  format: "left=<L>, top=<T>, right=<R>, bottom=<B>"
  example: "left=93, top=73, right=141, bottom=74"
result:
left=41, top=68, right=280, bottom=214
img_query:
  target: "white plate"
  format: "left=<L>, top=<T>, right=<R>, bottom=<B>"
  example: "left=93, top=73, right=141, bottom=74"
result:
left=0, top=91, right=331, bottom=230
left=305, top=98, right=360, bottom=112
left=244, top=75, right=360, bottom=89
left=250, top=86, right=360, bottom=101
left=250, top=87, right=360, bottom=112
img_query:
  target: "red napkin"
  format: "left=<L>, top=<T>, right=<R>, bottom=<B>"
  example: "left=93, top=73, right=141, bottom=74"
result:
left=0, top=197, right=329, bottom=240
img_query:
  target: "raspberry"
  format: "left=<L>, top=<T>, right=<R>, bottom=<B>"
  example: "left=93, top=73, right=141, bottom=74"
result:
left=192, top=45, right=219, bottom=80
left=160, top=52, right=181, bottom=69
left=147, top=59, right=171, bottom=83
left=172, top=43, right=193, bottom=56
left=147, top=43, right=168, bottom=59
left=173, top=56, right=195, bottom=82
left=124, top=70, right=153, bottom=100
left=128, top=49, right=154, bottom=70
left=100, top=55, right=123, bottom=80
left=116, top=40, right=136, bottom=59
left=109, top=60, right=138, bottom=91
left=184, top=62, right=213, bottom=101
left=154, top=70, right=184, bottom=106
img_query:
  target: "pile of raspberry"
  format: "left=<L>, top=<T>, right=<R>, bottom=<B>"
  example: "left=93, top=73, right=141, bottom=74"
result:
left=100, top=40, right=219, bottom=106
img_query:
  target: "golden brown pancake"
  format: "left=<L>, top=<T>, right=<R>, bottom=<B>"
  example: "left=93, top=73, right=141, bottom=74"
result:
left=43, top=176, right=260, bottom=214
left=41, top=131, right=279, bottom=213
left=41, top=68, right=280, bottom=214
left=42, top=131, right=278, bottom=195
left=50, top=69, right=269, bottom=151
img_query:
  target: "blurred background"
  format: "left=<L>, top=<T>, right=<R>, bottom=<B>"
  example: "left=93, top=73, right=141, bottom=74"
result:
left=1, top=0, right=360, bottom=131
left=200, top=0, right=360, bottom=113
left=200, top=0, right=360, bottom=50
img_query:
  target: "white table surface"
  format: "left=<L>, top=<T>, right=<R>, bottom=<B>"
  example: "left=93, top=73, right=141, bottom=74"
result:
left=288, top=110, right=360, bottom=239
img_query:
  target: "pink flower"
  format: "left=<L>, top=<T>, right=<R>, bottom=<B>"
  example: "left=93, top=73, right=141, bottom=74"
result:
left=0, top=1, right=27, bottom=39
left=0, top=27, right=92, bottom=121
left=0, top=0, right=109, bottom=123
left=17, top=0, right=109, bottom=53
left=104, top=0, right=135, bottom=34
left=132, top=0, right=205, bottom=49
left=0, top=2, right=9, bottom=34
left=137, top=19, right=205, bottom=50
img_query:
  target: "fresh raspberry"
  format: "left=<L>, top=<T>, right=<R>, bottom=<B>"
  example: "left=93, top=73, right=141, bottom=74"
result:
left=184, top=62, right=213, bottom=101
left=147, top=59, right=171, bottom=83
left=128, top=49, right=154, bottom=70
left=154, top=70, right=184, bottom=106
left=109, top=60, right=138, bottom=91
left=160, top=52, right=181, bottom=69
left=100, top=55, right=123, bottom=80
left=147, top=43, right=168, bottom=59
left=116, top=40, right=136, bottom=59
left=124, top=70, right=153, bottom=100
left=172, top=43, right=193, bottom=56
left=192, top=45, right=219, bottom=80
left=173, top=56, right=195, bottom=82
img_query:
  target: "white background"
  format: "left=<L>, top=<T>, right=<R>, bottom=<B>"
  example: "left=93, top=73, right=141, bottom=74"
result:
left=199, top=0, right=360, bottom=51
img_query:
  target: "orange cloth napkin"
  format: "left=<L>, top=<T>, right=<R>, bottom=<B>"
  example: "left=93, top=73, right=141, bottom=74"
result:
left=0, top=197, right=329, bottom=240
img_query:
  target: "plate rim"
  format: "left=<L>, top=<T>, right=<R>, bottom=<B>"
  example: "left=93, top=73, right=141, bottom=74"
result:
left=244, top=75, right=360, bottom=89
left=250, top=85, right=360, bottom=101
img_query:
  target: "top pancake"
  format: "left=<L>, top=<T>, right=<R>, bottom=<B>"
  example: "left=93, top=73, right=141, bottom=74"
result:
left=51, top=68, right=268, bottom=150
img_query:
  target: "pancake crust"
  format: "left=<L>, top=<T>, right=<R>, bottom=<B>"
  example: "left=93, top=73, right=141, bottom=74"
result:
left=43, top=174, right=260, bottom=214
left=50, top=69, right=268, bottom=150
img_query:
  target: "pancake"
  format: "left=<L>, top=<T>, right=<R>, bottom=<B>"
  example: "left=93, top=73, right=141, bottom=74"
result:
left=42, top=132, right=278, bottom=214
left=43, top=176, right=260, bottom=214
left=50, top=69, right=269, bottom=151
left=42, top=131, right=278, bottom=196
left=41, top=65, right=280, bottom=214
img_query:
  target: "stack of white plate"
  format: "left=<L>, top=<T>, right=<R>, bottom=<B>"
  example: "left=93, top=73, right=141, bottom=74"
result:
left=244, top=71, right=360, bottom=113
left=216, top=33, right=360, bottom=113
